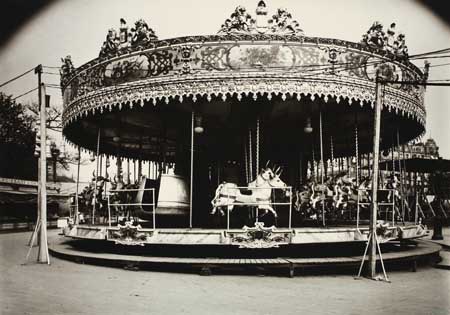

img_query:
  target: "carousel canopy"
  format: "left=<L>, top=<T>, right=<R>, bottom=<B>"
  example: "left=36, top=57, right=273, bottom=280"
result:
left=60, top=1, right=427, bottom=162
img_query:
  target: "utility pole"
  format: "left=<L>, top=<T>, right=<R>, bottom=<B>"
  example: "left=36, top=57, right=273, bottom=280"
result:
left=369, top=71, right=383, bottom=278
left=29, top=67, right=42, bottom=248
left=36, top=65, right=50, bottom=264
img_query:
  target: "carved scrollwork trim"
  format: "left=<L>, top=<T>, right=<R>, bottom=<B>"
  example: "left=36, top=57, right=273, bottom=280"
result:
left=62, top=74, right=425, bottom=128
left=225, top=222, right=292, bottom=249
left=107, top=221, right=154, bottom=246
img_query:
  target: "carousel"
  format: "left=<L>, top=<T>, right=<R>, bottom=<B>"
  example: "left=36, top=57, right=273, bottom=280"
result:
left=53, top=1, right=438, bottom=272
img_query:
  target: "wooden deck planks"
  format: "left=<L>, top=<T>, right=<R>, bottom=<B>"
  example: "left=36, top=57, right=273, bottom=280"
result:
left=49, top=235, right=441, bottom=271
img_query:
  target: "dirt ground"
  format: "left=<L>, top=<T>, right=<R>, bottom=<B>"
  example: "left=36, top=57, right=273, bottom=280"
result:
left=0, top=230, right=449, bottom=315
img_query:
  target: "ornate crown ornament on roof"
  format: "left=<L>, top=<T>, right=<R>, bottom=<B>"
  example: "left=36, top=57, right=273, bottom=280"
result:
left=218, top=0, right=304, bottom=35
left=361, top=22, right=409, bottom=59
left=99, top=18, right=158, bottom=58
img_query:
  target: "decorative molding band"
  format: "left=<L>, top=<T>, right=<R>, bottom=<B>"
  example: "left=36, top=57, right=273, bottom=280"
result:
left=62, top=74, right=425, bottom=128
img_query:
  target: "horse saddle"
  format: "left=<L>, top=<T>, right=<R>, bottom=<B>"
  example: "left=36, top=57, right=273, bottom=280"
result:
left=239, top=188, right=253, bottom=195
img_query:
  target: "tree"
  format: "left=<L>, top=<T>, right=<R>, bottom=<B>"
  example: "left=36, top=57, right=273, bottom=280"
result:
left=0, top=92, right=37, bottom=179
left=0, top=92, right=88, bottom=181
left=26, top=99, right=90, bottom=181
left=25, top=101, right=62, bottom=132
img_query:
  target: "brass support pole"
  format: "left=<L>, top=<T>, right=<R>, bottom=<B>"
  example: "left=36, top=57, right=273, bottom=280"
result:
left=75, top=147, right=81, bottom=224
left=92, top=128, right=101, bottom=224
left=189, top=111, right=194, bottom=228
left=319, top=110, right=325, bottom=227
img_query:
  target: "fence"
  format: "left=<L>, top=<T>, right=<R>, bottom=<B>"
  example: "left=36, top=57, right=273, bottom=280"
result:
left=221, top=186, right=293, bottom=230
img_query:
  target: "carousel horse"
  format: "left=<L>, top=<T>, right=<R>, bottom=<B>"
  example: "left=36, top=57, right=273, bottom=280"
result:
left=79, top=172, right=110, bottom=222
left=294, top=183, right=320, bottom=219
left=310, top=186, right=319, bottom=210
left=338, top=175, right=370, bottom=215
left=210, top=165, right=288, bottom=219
left=294, top=184, right=312, bottom=212
left=358, top=177, right=372, bottom=208
left=333, top=180, right=347, bottom=212
left=310, top=179, right=334, bottom=210
left=386, top=174, right=400, bottom=203
left=293, top=172, right=377, bottom=221
left=293, top=177, right=333, bottom=220
left=92, top=174, right=110, bottom=222
left=109, top=175, right=127, bottom=215
left=109, top=175, right=142, bottom=220
left=331, top=174, right=353, bottom=211
left=293, top=179, right=324, bottom=216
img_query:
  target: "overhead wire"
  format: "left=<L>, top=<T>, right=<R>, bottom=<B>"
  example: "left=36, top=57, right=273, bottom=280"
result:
left=429, top=62, right=450, bottom=68
left=12, top=87, right=39, bottom=101
left=43, top=66, right=61, bottom=70
left=410, top=55, right=450, bottom=60
left=409, top=47, right=450, bottom=58
left=0, top=67, right=35, bottom=88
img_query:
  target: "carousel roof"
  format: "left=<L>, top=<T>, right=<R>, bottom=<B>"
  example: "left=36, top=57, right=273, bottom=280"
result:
left=60, top=1, right=428, bottom=161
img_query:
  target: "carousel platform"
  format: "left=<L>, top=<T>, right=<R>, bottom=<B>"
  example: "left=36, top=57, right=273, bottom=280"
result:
left=52, top=223, right=440, bottom=275
left=62, top=223, right=429, bottom=248
left=49, top=232, right=442, bottom=276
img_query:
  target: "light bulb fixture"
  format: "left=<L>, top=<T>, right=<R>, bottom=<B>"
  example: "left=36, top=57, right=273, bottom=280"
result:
left=304, top=117, right=313, bottom=134
left=113, top=136, right=121, bottom=143
left=194, top=114, right=204, bottom=134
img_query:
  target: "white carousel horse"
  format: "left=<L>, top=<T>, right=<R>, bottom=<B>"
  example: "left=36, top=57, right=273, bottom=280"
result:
left=210, top=166, right=288, bottom=218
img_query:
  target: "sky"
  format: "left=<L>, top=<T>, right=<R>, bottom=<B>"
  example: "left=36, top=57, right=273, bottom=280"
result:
left=0, top=0, right=449, bottom=181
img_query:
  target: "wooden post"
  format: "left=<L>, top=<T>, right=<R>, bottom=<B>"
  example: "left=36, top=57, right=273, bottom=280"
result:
left=369, top=73, right=383, bottom=278
left=37, top=76, right=49, bottom=264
